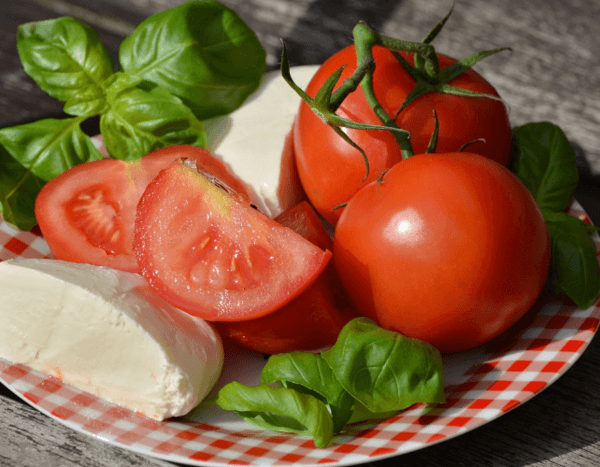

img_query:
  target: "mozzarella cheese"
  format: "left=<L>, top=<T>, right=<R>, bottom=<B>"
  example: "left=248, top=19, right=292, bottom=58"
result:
left=204, top=65, right=320, bottom=218
left=0, top=259, right=223, bottom=420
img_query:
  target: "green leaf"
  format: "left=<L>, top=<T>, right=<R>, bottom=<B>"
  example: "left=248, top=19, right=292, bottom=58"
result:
left=0, top=117, right=103, bottom=230
left=119, top=0, right=266, bottom=120
left=346, top=400, right=397, bottom=425
left=100, top=73, right=207, bottom=161
left=261, top=352, right=355, bottom=433
left=512, top=122, right=579, bottom=212
left=321, top=318, right=445, bottom=413
left=0, top=149, right=44, bottom=230
left=216, top=382, right=334, bottom=448
left=543, top=210, right=600, bottom=309
left=63, top=85, right=110, bottom=117
left=17, top=16, right=114, bottom=117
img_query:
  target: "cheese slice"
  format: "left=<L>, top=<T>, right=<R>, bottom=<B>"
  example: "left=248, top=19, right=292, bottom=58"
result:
left=0, top=259, right=223, bottom=420
left=204, top=65, right=320, bottom=218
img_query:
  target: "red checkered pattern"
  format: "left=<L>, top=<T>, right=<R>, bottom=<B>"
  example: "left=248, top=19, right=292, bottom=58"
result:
left=1, top=202, right=599, bottom=466
left=0, top=222, right=50, bottom=260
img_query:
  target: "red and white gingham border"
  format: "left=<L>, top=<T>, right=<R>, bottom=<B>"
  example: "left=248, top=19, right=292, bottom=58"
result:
left=0, top=202, right=598, bottom=466
left=0, top=223, right=50, bottom=260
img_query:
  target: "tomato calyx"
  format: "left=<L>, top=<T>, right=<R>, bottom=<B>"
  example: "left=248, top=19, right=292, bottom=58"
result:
left=424, top=110, right=440, bottom=154
left=280, top=42, right=409, bottom=180
left=353, top=4, right=511, bottom=118
left=459, top=138, right=487, bottom=153
left=424, top=110, right=486, bottom=154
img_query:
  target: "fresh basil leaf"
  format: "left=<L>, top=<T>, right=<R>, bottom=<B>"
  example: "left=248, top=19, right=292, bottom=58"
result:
left=119, top=0, right=266, bottom=120
left=63, top=85, right=110, bottom=117
left=102, top=71, right=143, bottom=95
left=321, top=318, right=445, bottom=414
left=100, top=73, right=207, bottom=161
left=346, top=400, right=398, bottom=425
left=17, top=17, right=114, bottom=117
left=0, top=150, right=44, bottom=230
left=216, top=382, right=334, bottom=448
left=543, top=210, right=600, bottom=309
left=0, top=117, right=103, bottom=230
left=261, top=352, right=355, bottom=433
left=512, top=122, right=578, bottom=212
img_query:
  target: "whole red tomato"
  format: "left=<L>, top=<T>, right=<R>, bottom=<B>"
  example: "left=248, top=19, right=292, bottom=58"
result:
left=294, top=45, right=512, bottom=225
left=333, top=153, right=549, bottom=353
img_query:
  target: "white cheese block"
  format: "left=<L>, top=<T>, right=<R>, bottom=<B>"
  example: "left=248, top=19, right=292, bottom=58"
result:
left=204, top=65, right=320, bottom=218
left=0, top=259, right=223, bottom=420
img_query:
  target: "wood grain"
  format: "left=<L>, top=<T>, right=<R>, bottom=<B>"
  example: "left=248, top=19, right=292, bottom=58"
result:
left=0, top=394, right=171, bottom=466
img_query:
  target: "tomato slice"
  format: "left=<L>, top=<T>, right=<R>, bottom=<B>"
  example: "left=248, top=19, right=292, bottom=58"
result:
left=35, top=145, right=249, bottom=273
left=215, top=201, right=355, bottom=354
left=134, top=163, right=332, bottom=321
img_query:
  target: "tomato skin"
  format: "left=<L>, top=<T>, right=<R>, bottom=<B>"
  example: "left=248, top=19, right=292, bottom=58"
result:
left=215, top=202, right=355, bottom=354
left=134, top=164, right=332, bottom=322
left=294, top=45, right=512, bottom=225
left=333, top=153, right=550, bottom=353
left=35, top=145, right=249, bottom=273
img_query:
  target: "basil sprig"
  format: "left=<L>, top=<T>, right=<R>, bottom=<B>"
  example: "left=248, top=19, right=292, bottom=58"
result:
left=216, top=318, right=445, bottom=448
left=0, top=1, right=265, bottom=230
left=119, top=0, right=266, bottom=121
left=512, top=122, right=600, bottom=309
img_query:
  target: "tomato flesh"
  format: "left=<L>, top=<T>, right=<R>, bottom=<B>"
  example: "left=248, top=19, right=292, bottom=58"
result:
left=215, top=201, right=355, bottom=354
left=333, top=153, right=550, bottom=353
left=134, top=163, right=331, bottom=321
left=66, top=184, right=126, bottom=255
left=35, top=145, right=250, bottom=273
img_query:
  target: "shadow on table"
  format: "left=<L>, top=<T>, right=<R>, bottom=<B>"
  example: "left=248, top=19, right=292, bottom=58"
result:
left=279, top=0, right=406, bottom=66
left=572, top=141, right=600, bottom=226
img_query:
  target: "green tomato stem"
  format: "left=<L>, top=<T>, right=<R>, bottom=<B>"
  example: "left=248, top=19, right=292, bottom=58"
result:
left=329, top=58, right=375, bottom=111
left=352, top=22, right=414, bottom=159
left=378, top=32, right=440, bottom=79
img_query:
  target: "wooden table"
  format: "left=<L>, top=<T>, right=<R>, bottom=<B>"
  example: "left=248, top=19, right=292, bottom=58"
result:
left=1, top=0, right=600, bottom=466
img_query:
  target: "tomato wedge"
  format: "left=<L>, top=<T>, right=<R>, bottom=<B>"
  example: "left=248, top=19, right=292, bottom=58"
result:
left=35, top=145, right=249, bottom=273
left=134, top=163, right=332, bottom=321
left=215, top=202, right=355, bottom=354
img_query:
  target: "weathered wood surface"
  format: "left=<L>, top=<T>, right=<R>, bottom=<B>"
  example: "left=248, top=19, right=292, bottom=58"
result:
left=1, top=0, right=600, bottom=466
